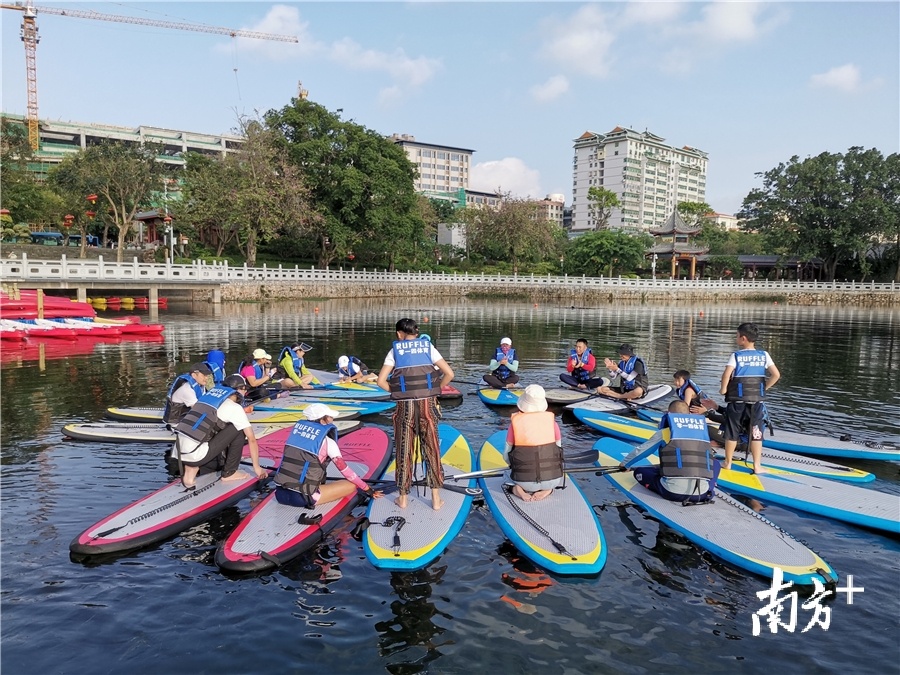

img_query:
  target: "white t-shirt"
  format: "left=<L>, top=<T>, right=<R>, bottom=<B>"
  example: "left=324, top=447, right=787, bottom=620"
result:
left=176, top=397, right=250, bottom=463
left=382, top=344, right=443, bottom=367
left=170, top=380, right=199, bottom=408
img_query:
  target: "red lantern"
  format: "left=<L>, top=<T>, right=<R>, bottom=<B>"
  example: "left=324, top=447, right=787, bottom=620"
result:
left=163, top=215, right=172, bottom=224
left=86, top=194, right=98, bottom=204
left=85, top=211, right=96, bottom=219
left=0, top=208, right=10, bottom=216
left=64, top=214, right=75, bottom=221
left=347, top=253, right=355, bottom=261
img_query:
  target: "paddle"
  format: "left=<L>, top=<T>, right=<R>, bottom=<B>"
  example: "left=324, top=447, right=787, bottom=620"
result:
left=447, top=447, right=600, bottom=481
left=453, top=379, right=489, bottom=386
left=365, top=478, right=483, bottom=496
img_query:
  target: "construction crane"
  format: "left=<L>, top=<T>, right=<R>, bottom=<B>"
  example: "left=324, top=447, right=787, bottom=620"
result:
left=1, top=1, right=298, bottom=150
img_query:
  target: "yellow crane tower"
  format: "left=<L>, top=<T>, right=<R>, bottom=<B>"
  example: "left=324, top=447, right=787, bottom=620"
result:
left=1, top=1, right=298, bottom=150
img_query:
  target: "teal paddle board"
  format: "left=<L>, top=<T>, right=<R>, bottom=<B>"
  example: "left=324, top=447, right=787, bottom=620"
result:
left=477, top=387, right=523, bottom=407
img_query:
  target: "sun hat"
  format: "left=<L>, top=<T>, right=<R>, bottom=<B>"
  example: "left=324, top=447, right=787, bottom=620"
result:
left=252, top=348, right=272, bottom=360
left=617, top=344, right=635, bottom=357
left=500, top=337, right=512, bottom=346
left=304, top=403, right=339, bottom=421
left=190, top=363, right=212, bottom=375
left=517, top=385, right=548, bottom=413
left=297, top=342, right=313, bottom=352
left=338, top=355, right=350, bottom=368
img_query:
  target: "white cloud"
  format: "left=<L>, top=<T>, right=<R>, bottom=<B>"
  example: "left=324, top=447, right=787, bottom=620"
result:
left=329, top=38, right=441, bottom=88
left=470, top=158, right=543, bottom=199
left=226, top=5, right=322, bottom=60
left=539, top=5, right=617, bottom=78
left=809, top=63, right=866, bottom=93
left=530, top=75, right=569, bottom=102
left=620, top=1, right=686, bottom=26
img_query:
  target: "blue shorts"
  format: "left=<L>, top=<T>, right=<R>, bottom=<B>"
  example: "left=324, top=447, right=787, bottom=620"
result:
left=274, top=486, right=318, bottom=508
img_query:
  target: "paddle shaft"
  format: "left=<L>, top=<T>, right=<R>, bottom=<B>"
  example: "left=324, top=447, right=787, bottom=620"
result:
left=447, top=448, right=600, bottom=481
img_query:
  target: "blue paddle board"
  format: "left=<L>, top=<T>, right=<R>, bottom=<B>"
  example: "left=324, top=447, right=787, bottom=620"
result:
left=477, top=431, right=607, bottom=575
left=477, top=387, right=523, bottom=407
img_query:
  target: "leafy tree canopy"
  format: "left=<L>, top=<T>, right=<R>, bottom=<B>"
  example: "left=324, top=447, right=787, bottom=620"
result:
left=564, top=230, right=652, bottom=276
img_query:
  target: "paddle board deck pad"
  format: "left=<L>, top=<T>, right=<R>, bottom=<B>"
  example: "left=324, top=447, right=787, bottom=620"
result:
left=594, top=438, right=837, bottom=586
left=252, top=398, right=394, bottom=416
left=105, top=403, right=367, bottom=424
left=69, top=428, right=293, bottom=557
left=477, top=388, right=523, bottom=407
left=288, top=388, right=390, bottom=401
left=363, top=424, right=476, bottom=571
left=544, top=389, right=595, bottom=405
left=478, top=431, right=607, bottom=575
left=565, top=384, right=672, bottom=413
left=215, top=427, right=391, bottom=573
left=592, top=411, right=874, bottom=483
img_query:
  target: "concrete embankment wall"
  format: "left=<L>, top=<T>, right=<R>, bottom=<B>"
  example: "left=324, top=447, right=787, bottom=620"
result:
left=217, top=281, right=898, bottom=306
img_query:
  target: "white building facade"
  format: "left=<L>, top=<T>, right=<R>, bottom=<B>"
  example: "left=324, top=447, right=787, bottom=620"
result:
left=390, top=134, right=474, bottom=199
left=571, top=127, right=708, bottom=234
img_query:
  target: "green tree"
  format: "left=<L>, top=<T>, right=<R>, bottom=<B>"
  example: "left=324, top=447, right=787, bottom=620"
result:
left=586, top=186, right=620, bottom=231
left=564, top=230, right=652, bottom=277
left=457, top=193, right=562, bottom=273
left=740, top=148, right=886, bottom=281
left=878, top=152, right=900, bottom=281
left=676, top=201, right=713, bottom=229
left=47, top=165, right=102, bottom=258
left=266, top=99, right=422, bottom=270
left=704, top=255, right=743, bottom=278
left=0, top=117, right=57, bottom=226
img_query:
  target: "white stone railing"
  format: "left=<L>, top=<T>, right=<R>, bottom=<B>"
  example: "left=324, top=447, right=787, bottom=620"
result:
left=1, top=253, right=897, bottom=293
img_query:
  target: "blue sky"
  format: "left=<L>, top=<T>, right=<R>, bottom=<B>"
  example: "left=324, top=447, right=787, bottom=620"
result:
left=2, top=1, right=898, bottom=214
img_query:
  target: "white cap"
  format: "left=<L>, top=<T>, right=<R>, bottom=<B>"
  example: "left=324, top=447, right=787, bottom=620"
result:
left=500, top=337, right=512, bottom=346
left=338, top=355, right=350, bottom=367
left=303, top=403, right=339, bottom=421
left=517, top=385, right=548, bottom=413
left=252, top=348, right=272, bottom=360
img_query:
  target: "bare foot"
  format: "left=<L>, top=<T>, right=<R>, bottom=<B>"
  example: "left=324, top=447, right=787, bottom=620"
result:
left=395, top=494, right=408, bottom=509
left=512, top=485, right=532, bottom=502
left=530, top=489, right=553, bottom=502
left=221, top=471, right=251, bottom=482
left=576, top=384, right=587, bottom=389
left=431, top=492, right=444, bottom=511
left=753, top=467, right=768, bottom=476
left=721, top=463, right=732, bottom=472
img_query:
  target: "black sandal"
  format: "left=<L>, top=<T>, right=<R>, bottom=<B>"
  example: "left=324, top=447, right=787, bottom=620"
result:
left=181, top=481, right=196, bottom=492
left=297, top=513, right=322, bottom=526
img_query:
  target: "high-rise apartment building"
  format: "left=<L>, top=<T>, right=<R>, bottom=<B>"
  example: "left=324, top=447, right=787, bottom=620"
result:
left=390, top=134, right=474, bottom=200
left=571, top=126, right=708, bottom=234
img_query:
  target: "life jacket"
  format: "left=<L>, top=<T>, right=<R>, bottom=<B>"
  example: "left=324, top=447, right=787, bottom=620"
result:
left=493, top=346, right=516, bottom=379
left=677, top=379, right=705, bottom=404
left=570, top=348, right=593, bottom=383
left=725, top=350, right=767, bottom=403
left=338, top=356, right=363, bottom=378
left=658, top=413, right=713, bottom=480
left=174, top=386, right=236, bottom=443
left=205, top=350, right=226, bottom=386
left=508, top=411, right=564, bottom=483
left=163, top=374, right=206, bottom=424
left=618, top=355, right=649, bottom=393
left=279, top=346, right=304, bottom=374
left=274, top=420, right=340, bottom=496
left=388, top=339, right=442, bottom=400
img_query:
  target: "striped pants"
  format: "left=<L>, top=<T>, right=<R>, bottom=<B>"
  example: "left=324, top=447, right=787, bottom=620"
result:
left=392, top=397, right=443, bottom=495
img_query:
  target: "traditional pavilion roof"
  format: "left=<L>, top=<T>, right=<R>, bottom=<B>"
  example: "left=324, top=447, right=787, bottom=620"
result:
left=649, top=242, right=709, bottom=255
left=649, top=209, right=702, bottom=235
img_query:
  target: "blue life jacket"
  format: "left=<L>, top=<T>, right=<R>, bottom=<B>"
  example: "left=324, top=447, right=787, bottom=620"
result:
left=205, top=350, right=226, bottom=386
left=338, top=356, right=367, bottom=378
left=389, top=339, right=442, bottom=400
left=726, top=350, right=768, bottom=402
left=174, top=386, right=236, bottom=443
left=658, top=413, right=713, bottom=479
left=163, top=374, right=206, bottom=424
left=493, top=346, right=516, bottom=379
left=677, top=379, right=705, bottom=404
left=279, top=346, right=304, bottom=374
left=570, top=348, right=593, bottom=382
left=275, top=420, right=340, bottom=495
left=617, top=355, right=648, bottom=392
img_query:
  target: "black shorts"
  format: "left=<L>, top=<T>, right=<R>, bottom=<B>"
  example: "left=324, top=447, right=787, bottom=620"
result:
left=722, top=402, right=769, bottom=442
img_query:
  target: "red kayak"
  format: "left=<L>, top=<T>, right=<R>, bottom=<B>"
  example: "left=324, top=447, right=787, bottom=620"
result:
left=1, top=338, right=98, bottom=365
left=0, top=327, right=27, bottom=342
left=35, top=318, right=122, bottom=337
left=1, top=319, right=78, bottom=339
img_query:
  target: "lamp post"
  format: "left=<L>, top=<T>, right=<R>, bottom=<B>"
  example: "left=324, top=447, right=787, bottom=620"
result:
left=651, top=253, right=657, bottom=280
left=164, top=215, right=173, bottom=262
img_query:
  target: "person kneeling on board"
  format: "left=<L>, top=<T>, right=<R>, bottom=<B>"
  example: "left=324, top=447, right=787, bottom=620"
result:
left=273, top=403, right=383, bottom=520
left=505, top=385, right=564, bottom=502
left=162, top=363, right=212, bottom=425
left=672, top=369, right=726, bottom=446
left=620, top=400, right=720, bottom=504
left=173, top=375, right=266, bottom=490
left=337, top=355, right=377, bottom=383
left=484, top=337, right=520, bottom=389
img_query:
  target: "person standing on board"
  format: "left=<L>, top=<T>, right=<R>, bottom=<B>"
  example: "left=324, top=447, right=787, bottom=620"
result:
left=720, top=323, right=780, bottom=474
left=483, top=337, right=520, bottom=389
left=162, top=363, right=212, bottom=425
left=173, top=375, right=266, bottom=490
left=559, top=338, right=605, bottom=389
left=596, top=344, right=648, bottom=400
left=279, top=343, right=317, bottom=389
left=504, top=385, right=564, bottom=502
left=273, top=403, right=383, bottom=520
left=376, top=318, right=454, bottom=511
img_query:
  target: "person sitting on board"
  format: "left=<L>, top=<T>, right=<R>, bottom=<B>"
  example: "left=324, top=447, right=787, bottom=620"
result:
left=203, top=349, right=227, bottom=387
left=620, top=400, right=720, bottom=504
left=240, top=348, right=296, bottom=400
left=279, top=343, right=317, bottom=389
left=559, top=338, right=605, bottom=390
left=483, top=337, right=520, bottom=389
left=337, top=355, right=377, bottom=383
left=376, top=317, right=455, bottom=511
left=596, top=344, right=648, bottom=400
left=173, top=375, right=266, bottom=490
left=504, top=384, right=564, bottom=502
left=273, top=403, right=383, bottom=519
left=162, top=363, right=212, bottom=425
left=673, top=369, right=726, bottom=445
left=720, top=322, right=780, bottom=474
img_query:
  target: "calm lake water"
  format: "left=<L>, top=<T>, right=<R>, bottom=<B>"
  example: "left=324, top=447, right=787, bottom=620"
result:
left=2, top=298, right=898, bottom=675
